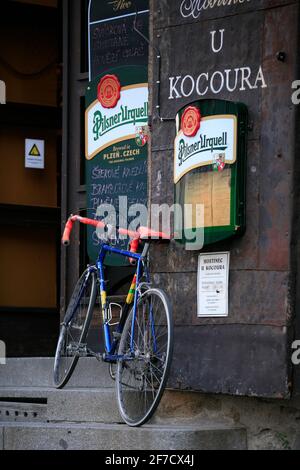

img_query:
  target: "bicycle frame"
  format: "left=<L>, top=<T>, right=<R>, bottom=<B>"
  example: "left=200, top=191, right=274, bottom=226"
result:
left=56, top=215, right=172, bottom=424
left=95, top=241, right=150, bottom=361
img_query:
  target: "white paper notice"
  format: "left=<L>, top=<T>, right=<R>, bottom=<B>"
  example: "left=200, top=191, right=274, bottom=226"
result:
left=25, top=139, right=45, bottom=169
left=197, top=252, right=230, bottom=317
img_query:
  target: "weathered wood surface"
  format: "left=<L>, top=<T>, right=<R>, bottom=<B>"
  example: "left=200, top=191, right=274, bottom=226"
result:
left=149, top=0, right=299, bottom=396
left=168, top=324, right=290, bottom=398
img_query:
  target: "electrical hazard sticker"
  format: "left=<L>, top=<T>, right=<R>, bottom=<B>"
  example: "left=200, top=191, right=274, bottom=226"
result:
left=29, top=144, right=41, bottom=157
left=25, top=139, right=45, bottom=169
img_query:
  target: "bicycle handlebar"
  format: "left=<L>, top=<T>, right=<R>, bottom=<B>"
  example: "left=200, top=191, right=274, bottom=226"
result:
left=62, top=215, right=105, bottom=246
left=61, top=220, right=73, bottom=246
left=61, top=214, right=171, bottom=249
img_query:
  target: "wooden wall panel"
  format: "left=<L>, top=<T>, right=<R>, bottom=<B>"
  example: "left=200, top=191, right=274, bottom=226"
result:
left=150, top=0, right=299, bottom=397
left=0, top=226, right=57, bottom=308
left=0, top=2, right=58, bottom=106
left=0, top=127, right=58, bottom=207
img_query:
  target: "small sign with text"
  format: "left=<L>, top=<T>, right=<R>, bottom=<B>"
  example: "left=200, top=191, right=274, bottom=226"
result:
left=198, top=252, right=230, bottom=317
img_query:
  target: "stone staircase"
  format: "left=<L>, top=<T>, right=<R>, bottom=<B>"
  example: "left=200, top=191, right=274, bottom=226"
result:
left=0, top=358, right=247, bottom=450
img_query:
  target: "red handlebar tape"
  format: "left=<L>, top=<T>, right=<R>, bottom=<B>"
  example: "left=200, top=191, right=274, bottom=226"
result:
left=61, top=216, right=105, bottom=246
left=61, top=219, right=74, bottom=246
left=129, top=238, right=140, bottom=253
left=61, top=215, right=170, bottom=247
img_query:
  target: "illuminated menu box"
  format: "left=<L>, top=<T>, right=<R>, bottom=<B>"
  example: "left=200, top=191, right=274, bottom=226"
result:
left=174, top=99, right=248, bottom=249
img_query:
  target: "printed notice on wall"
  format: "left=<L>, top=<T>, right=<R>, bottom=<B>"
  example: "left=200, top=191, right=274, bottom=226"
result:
left=197, top=252, right=230, bottom=317
left=25, top=139, right=45, bottom=170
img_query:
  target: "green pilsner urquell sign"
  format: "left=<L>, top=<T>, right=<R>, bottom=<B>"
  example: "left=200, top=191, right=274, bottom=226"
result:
left=174, top=99, right=248, bottom=249
left=85, top=66, right=148, bottom=266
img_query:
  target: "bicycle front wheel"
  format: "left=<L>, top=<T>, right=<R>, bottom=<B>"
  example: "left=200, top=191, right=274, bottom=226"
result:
left=54, top=268, right=97, bottom=388
left=116, top=288, right=173, bottom=426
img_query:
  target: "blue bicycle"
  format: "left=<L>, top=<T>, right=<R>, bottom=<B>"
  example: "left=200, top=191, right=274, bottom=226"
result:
left=54, top=215, right=173, bottom=427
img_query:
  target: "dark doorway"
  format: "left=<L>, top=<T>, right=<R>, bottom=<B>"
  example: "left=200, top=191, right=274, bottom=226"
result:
left=0, top=0, right=62, bottom=356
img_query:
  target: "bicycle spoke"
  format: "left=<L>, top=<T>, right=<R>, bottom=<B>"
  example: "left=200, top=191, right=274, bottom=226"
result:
left=54, top=269, right=96, bottom=388
left=116, top=289, right=173, bottom=426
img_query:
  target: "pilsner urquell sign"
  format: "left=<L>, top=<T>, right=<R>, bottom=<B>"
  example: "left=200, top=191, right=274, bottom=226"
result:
left=85, top=66, right=148, bottom=265
left=174, top=99, right=248, bottom=248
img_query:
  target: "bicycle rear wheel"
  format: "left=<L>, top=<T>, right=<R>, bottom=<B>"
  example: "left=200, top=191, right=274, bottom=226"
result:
left=54, top=268, right=97, bottom=388
left=116, top=288, right=173, bottom=426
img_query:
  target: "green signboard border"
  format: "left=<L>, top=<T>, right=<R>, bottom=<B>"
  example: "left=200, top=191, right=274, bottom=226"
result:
left=175, top=99, right=248, bottom=248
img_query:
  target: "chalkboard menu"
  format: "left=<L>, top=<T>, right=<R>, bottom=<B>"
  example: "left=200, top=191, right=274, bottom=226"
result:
left=85, top=65, right=148, bottom=266
left=88, top=0, right=149, bottom=80
left=86, top=2, right=149, bottom=266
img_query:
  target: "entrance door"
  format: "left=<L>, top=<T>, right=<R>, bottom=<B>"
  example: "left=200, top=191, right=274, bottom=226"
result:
left=0, top=0, right=62, bottom=356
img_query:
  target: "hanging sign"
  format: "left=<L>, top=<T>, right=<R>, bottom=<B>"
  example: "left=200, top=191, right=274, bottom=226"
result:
left=197, top=252, right=230, bottom=317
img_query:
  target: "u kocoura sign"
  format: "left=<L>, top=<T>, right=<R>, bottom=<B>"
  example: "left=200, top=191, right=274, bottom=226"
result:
left=85, top=66, right=148, bottom=266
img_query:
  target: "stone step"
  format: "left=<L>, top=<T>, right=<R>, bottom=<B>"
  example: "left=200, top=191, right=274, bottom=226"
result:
left=0, top=361, right=248, bottom=449
left=47, top=388, right=120, bottom=423
left=0, top=358, right=114, bottom=388
left=0, top=387, right=50, bottom=400
left=0, top=387, right=120, bottom=424
left=0, top=421, right=247, bottom=450
left=0, top=401, right=47, bottom=423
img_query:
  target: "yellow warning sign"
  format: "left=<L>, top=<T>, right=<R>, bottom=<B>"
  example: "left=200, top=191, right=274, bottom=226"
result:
left=29, top=144, right=41, bottom=157
left=25, top=139, right=45, bottom=169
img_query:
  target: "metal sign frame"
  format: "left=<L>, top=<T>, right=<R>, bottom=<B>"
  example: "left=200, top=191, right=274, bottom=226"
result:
left=174, top=99, right=248, bottom=248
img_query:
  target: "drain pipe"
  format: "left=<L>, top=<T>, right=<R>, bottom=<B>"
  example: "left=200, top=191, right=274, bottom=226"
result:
left=133, top=9, right=174, bottom=123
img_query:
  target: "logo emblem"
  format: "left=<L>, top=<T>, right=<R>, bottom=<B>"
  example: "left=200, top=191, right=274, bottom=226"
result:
left=181, top=106, right=201, bottom=137
left=135, top=126, right=149, bottom=147
left=97, top=74, right=121, bottom=109
left=213, top=153, right=226, bottom=172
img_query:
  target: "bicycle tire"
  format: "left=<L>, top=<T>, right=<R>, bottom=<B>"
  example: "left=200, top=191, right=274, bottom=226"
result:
left=53, top=268, right=97, bottom=389
left=116, top=288, right=173, bottom=426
